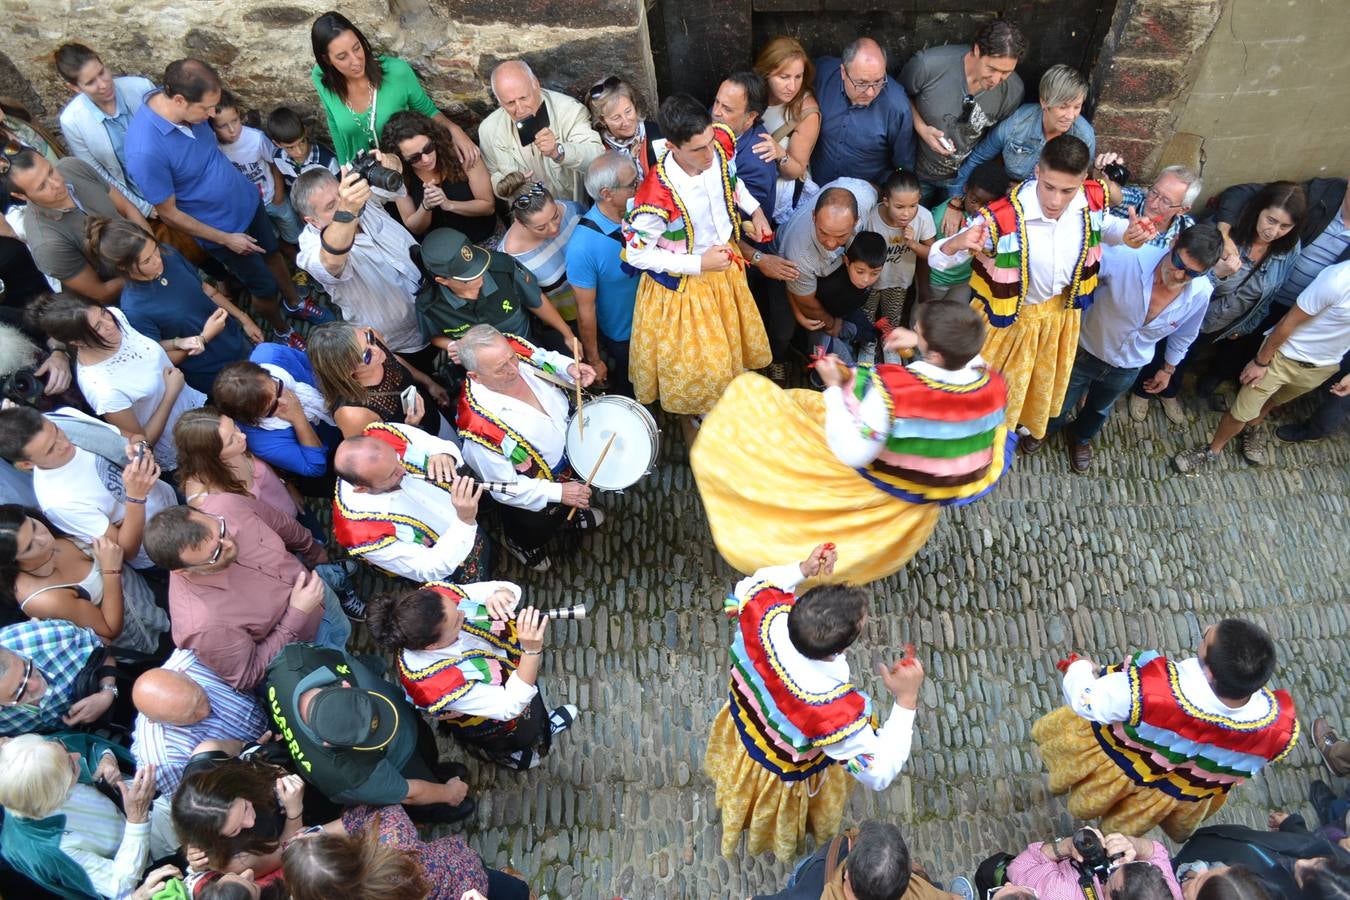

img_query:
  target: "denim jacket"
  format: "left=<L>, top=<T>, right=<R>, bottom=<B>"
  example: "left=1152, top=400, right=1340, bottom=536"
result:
left=953, top=103, right=1095, bottom=196
left=57, top=75, right=156, bottom=216
left=1203, top=243, right=1299, bottom=341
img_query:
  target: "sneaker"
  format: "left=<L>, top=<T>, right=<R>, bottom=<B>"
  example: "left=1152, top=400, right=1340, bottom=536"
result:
left=282, top=294, right=336, bottom=324
left=1128, top=394, right=1149, bottom=422
left=549, top=704, right=579, bottom=736
left=1238, top=425, right=1268, bottom=465
left=274, top=329, right=306, bottom=351
left=338, top=589, right=367, bottom=622
left=950, top=876, right=976, bottom=900
left=569, top=507, right=605, bottom=531
left=506, top=747, right=543, bottom=770
left=857, top=340, right=878, bottom=366
left=1312, top=718, right=1345, bottom=776
left=1276, top=423, right=1325, bottom=443
left=502, top=535, right=551, bottom=572
left=1160, top=396, right=1186, bottom=425
left=1173, top=446, right=1217, bottom=474
left=766, top=362, right=788, bottom=386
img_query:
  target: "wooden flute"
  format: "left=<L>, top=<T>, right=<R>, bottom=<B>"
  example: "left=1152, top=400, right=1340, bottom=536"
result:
left=465, top=604, right=587, bottom=623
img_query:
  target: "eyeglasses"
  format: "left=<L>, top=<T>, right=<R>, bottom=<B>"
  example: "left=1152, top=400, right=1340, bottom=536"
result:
left=6, top=657, right=32, bottom=705
left=403, top=141, right=434, bottom=164
left=264, top=376, right=284, bottom=418
left=199, top=513, right=228, bottom=566
left=511, top=182, right=549, bottom=209
left=361, top=329, right=377, bottom=366
left=843, top=68, right=886, bottom=94
left=1146, top=188, right=1188, bottom=211
left=0, top=139, right=25, bottom=175
left=958, top=94, right=978, bottom=124
left=1171, top=248, right=1209, bottom=279
left=588, top=75, right=622, bottom=100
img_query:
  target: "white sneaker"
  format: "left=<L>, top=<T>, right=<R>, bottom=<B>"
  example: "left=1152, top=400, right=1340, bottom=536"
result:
left=549, top=704, right=579, bottom=736
left=502, top=536, right=551, bottom=572
left=570, top=507, right=605, bottom=530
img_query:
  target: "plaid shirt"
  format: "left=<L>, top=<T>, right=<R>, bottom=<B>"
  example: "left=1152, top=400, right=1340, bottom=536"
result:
left=272, top=141, right=341, bottom=188
left=1113, top=184, right=1195, bottom=248
left=0, top=620, right=101, bottom=735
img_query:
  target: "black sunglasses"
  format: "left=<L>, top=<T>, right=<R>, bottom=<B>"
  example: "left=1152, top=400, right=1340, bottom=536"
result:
left=0, top=139, right=25, bottom=175
left=1171, top=248, right=1208, bottom=279
left=588, top=75, right=622, bottom=100
left=361, top=329, right=377, bottom=366
left=403, top=141, right=435, bottom=164
left=264, top=376, right=284, bottom=418
left=511, top=182, right=549, bottom=209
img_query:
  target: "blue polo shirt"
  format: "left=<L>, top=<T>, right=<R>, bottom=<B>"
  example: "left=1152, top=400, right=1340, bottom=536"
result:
left=120, top=246, right=250, bottom=395
left=564, top=206, right=639, bottom=342
left=125, top=91, right=260, bottom=242
left=810, top=57, right=915, bottom=187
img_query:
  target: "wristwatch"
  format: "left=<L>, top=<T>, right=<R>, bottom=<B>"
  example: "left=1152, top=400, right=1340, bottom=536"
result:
left=100, top=683, right=119, bottom=699
left=332, top=210, right=357, bottom=224
left=554, top=143, right=567, bottom=162
left=751, top=251, right=764, bottom=265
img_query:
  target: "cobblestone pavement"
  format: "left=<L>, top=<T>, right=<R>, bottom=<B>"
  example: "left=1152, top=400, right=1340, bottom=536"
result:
left=342, top=387, right=1350, bottom=899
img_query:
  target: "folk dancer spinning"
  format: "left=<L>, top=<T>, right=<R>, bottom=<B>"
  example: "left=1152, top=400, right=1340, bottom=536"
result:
left=331, top=421, right=489, bottom=583
left=705, top=543, right=925, bottom=861
left=622, top=93, right=774, bottom=437
left=454, top=324, right=599, bottom=573
left=366, top=580, right=579, bottom=771
left=928, top=134, right=1158, bottom=441
left=692, top=301, right=1013, bottom=584
left=1034, top=618, right=1299, bottom=840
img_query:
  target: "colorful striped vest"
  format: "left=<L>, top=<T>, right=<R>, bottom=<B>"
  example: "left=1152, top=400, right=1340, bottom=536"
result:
left=850, top=363, right=1016, bottom=506
left=724, top=581, right=877, bottom=782
left=398, top=582, right=525, bottom=741
left=1092, top=651, right=1299, bottom=803
left=332, top=422, right=443, bottom=558
left=971, top=178, right=1109, bottom=327
left=622, top=123, right=741, bottom=293
left=456, top=334, right=571, bottom=482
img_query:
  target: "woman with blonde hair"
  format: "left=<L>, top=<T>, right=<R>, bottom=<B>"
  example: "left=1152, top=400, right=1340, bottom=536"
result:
left=753, top=36, right=821, bottom=223
left=584, top=75, right=666, bottom=181
left=0, top=734, right=173, bottom=898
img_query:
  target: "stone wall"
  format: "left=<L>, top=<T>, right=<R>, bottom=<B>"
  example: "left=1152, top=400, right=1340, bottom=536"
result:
left=0, top=0, right=655, bottom=142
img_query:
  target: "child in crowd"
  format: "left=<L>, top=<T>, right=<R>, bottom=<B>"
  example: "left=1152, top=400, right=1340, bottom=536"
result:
left=862, top=169, right=936, bottom=326
left=927, top=159, right=1011, bottom=305
left=264, top=106, right=341, bottom=189
left=209, top=90, right=303, bottom=255
left=808, top=231, right=885, bottom=373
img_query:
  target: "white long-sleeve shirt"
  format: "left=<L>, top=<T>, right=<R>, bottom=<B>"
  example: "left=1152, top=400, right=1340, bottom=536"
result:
left=1061, top=656, right=1274, bottom=725
left=821, top=357, right=989, bottom=468
left=336, top=426, right=478, bottom=582
left=401, top=580, right=538, bottom=720
left=626, top=151, right=761, bottom=276
left=58, top=790, right=178, bottom=898
left=930, top=181, right=1130, bottom=305
left=459, top=346, right=576, bottom=512
left=731, top=564, right=917, bottom=792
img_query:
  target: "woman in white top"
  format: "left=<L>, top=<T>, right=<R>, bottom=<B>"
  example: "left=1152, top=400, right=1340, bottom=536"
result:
left=495, top=173, right=583, bottom=323
left=33, top=293, right=213, bottom=471
left=0, top=735, right=175, bottom=899
left=0, top=505, right=168, bottom=655
left=753, top=36, right=822, bottom=225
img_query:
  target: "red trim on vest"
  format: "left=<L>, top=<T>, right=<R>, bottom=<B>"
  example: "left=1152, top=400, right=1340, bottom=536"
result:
left=874, top=364, right=1009, bottom=421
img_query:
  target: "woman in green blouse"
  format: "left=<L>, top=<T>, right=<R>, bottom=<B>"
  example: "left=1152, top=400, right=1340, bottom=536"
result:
left=309, top=11, right=480, bottom=168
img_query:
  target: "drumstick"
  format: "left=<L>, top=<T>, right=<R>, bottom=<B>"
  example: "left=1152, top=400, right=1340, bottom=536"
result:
left=567, top=431, right=616, bottom=521
left=571, top=337, right=584, bottom=439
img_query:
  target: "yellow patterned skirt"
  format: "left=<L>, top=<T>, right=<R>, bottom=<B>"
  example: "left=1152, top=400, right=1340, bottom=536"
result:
left=704, top=703, right=853, bottom=861
left=1032, top=706, right=1227, bottom=841
left=976, top=299, right=1081, bottom=439
left=691, top=373, right=941, bottom=584
left=630, top=267, right=771, bottom=416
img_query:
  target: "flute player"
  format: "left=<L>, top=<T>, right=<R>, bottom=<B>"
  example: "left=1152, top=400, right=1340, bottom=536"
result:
left=366, top=579, right=580, bottom=771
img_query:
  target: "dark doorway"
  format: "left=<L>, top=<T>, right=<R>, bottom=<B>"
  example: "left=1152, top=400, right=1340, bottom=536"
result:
left=650, top=0, right=1119, bottom=115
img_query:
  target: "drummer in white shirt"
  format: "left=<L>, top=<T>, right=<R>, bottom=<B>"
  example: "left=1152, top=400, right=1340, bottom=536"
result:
left=454, top=325, right=599, bottom=572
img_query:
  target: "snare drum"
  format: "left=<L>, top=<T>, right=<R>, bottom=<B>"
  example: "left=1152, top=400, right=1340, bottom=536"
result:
left=565, top=396, right=660, bottom=491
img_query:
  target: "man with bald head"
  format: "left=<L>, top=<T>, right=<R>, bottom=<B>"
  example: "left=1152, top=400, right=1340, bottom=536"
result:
left=478, top=59, right=604, bottom=203
left=780, top=186, right=868, bottom=337
left=131, top=648, right=268, bottom=794
left=331, top=422, right=487, bottom=584
left=812, top=37, right=916, bottom=186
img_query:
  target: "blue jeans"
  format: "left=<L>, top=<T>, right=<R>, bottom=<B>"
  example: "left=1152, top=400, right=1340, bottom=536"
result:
left=313, top=571, right=353, bottom=651
left=203, top=198, right=281, bottom=300
left=807, top=307, right=878, bottom=367
left=1046, top=349, right=1141, bottom=443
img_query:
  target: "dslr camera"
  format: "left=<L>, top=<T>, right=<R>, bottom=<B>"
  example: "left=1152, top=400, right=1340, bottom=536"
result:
left=1101, top=161, right=1131, bottom=186
left=0, top=367, right=44, bottom=406
left=350, top=149, right=403, bottom=193
left=1071, top=828, right=1119, bottom=883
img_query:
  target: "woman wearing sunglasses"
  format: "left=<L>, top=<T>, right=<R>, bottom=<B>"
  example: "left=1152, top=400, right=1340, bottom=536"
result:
left=307, top=322, right=451, bottom=439
left=496, top=173, right=584, bottom=324
left=585, top=75, right=665, bottom=183
left=212, top=345, right=342, bottom=497
left=378, top=111, right=497, bottom=243
left=87, top=217, right=262, bottom=396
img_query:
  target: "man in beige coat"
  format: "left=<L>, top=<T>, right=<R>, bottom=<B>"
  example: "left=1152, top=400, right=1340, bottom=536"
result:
left=479, top=60, right=604, bottom=204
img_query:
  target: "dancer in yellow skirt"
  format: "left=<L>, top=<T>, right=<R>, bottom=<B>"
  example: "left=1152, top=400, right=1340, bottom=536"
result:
left=705, top=543, right=925, bottom=861
left=929, top=134, right=1157, bottom=440
left=623, top=93, right=772, bottom=418
left=693, top=301, right=1014, bottom=585
left=1032, top=618, right=1299, bottom=841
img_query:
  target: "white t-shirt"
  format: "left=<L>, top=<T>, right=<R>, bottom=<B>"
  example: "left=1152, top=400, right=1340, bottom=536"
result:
left=76, top=307, right=207, bottom=470
left=862, top=205, right=937, bottom=291
left=218, top=126, right=278, bottom=202
left=34, top=447, right=177, bottom=569
left=1278, top=259, right=1350, bottom=367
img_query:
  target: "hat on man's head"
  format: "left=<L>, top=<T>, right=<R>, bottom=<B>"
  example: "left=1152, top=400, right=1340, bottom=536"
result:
left=306, top=684, right=399, bottom=751
left=421, top=228, right=490, bottom=281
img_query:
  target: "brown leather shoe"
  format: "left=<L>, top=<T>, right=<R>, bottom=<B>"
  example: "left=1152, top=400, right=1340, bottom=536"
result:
left=1068, top=441, right=1092, bottom=473
left=1313, top=717, right=1345, bottom=775
left=1017, top=435, right=1044, bottom=455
